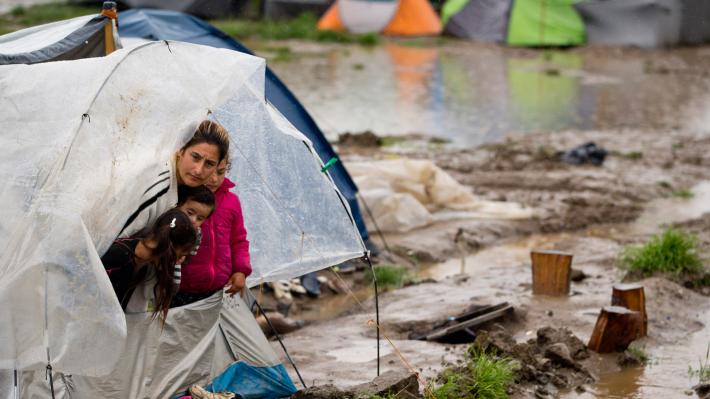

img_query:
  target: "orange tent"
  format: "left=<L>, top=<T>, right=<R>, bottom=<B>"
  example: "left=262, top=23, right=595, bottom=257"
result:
left=317, top=0, right=441, bottom=36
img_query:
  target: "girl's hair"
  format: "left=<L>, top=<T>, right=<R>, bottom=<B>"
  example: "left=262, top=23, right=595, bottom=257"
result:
left=180, top=120, right=230, bottom=162
left=177, top=184, right=216, bottom=216
left=131, top=208, right=196, bottom=320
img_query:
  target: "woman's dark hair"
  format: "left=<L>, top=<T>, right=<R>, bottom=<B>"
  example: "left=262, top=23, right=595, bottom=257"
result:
left=132, top=208, right=196, bottom=320
left=180, top=120, right=230, bottom=162
left=177, top=185, right=216, bottom=216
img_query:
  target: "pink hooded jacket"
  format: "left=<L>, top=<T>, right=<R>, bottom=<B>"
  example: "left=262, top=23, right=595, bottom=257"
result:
left=179, top=178, right=251, bottom=293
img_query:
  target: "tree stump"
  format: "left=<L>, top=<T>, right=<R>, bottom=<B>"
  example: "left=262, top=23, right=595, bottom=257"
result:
left=587, top=306, right=643, bottom=353
left=611, top=283, right=647, bottom=337
left=530, top=250, right=573, bottom=296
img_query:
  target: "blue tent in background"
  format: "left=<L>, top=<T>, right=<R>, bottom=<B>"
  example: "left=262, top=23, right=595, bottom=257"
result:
left=119, top=9, right=370, bottom=244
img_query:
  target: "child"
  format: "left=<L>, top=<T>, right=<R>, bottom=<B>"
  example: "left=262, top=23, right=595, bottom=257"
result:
left=101, top=208, right=196, bottom=319
left=173, top=185, right=216, bottom=287
left=173, top=158, right=251, bottom=307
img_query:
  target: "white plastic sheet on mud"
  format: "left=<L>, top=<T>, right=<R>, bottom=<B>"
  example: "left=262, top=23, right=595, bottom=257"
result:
left=347, top=159, right=534, bottom=233
left=0, top=41, right=363, bottom=377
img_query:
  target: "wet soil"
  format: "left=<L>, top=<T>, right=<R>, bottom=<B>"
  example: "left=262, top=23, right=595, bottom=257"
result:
left=275, top=128, right=710, bottom=398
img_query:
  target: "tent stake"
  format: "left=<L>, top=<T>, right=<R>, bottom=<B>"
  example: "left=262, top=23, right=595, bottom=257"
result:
left=364, top=251, right=380, bottom=376
left=252, top=299, right=308, bottom=389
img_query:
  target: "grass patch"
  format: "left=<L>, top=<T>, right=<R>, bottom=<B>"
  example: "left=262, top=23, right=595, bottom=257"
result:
left=352, top=63, right=365, bottom=70
left=0, top=2, right=97, bottom=35
left=688, top=343, right=710, bottom=383
left=620, top=228, right=704, bottom=276
left=671, top=189, right=694, bottom=199
left=428, top=345, right=517, bottom=399
left=365, top=264, right=411, bottom=289
left=623, top=151, right=643, bottom=160
left=210, top=13, right=378, bottom=45
left=626, top=346, right=650, bottom=365
left=378, top=136, right=408, bottom=147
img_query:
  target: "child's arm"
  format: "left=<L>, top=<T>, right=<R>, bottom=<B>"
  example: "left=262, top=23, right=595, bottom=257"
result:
left=225, top=194, right=251, bottom=296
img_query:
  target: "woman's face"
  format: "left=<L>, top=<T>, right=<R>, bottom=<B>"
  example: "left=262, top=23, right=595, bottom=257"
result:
left=206, top=159, right=228, bottom=192
left=176, top=143, right=220, bottom=187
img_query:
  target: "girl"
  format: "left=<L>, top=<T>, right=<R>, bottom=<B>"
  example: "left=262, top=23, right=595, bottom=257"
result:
left=102, top=208, right=197, bottom=319
left=173, top=157, right=251, bottom=306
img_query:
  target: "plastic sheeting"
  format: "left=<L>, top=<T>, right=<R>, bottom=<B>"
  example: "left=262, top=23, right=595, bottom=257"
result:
left=0, top=14, right=116, bottom=64
left=348, top=159, right=534, bottom=233
left=16, top=294, right=297, bottom=398
left=0, top=41, right=363, bottom=376
left=443, top=0, right=512, bottom=43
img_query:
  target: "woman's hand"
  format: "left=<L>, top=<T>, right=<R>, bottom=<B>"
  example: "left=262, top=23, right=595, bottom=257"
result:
left=225, top=272, right=246, bottom=297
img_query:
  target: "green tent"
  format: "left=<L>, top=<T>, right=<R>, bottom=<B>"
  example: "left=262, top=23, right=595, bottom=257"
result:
left=507, top=0, right=585, bottom=46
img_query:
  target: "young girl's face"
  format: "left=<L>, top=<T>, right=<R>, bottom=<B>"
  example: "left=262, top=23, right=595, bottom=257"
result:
left=206, top=159, right=229, bottom=193
left=177, top=200, right=212, bottom=228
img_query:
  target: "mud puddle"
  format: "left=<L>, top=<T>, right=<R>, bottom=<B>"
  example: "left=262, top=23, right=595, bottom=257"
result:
left=626, top=180, right=710, bottom=235
left=269, top=41, right=710, bottom=146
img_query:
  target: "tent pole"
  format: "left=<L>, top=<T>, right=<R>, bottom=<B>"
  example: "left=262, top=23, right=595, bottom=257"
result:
left=358, top=193, right=392, bottom=254
left=13, top=369, right=18, bottom=399
left=364, top=251, right=380, bottom=376
left=252, top=298, right=308, bottom=389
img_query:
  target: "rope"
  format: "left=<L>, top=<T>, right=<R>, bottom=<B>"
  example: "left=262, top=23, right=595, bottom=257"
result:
left=358, top=193, right=392, bottom=254
left=327, top=265, right=431, bottom=394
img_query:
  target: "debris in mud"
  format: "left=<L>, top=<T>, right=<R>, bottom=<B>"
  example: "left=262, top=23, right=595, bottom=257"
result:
left=561, top=142, right=608, bottom=166
left=337, top=131, right=380, bottom=148
left=472, top=326, right=594, bottom=394
left=570, top=268, right=588, bottom=282
left=292, top=370, right=420, bottom=399
left=409, top=302, right=514, bottom=343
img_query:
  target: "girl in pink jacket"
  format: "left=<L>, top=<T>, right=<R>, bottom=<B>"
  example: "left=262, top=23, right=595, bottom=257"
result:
left=171, top=158, right=251, bottom=307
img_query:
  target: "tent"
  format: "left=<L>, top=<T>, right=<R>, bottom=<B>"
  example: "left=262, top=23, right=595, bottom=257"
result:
left=441, top=0, right=513, bottom=43
left=0, top=12, right=118, bottom=64
left=0, top=26, right=364, bottom=397
left=575, top=0, right=710, bottom=48
left=507, top=0, right=586, bottom=46
left=317, top=0, right=442, bottom=36
left=440, top=0, right=584, bottom=46
left=118, top=8, right=371, bottom=244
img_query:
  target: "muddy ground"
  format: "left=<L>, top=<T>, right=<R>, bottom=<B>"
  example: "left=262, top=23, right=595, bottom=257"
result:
left=267, top=127, right=710, bottom=398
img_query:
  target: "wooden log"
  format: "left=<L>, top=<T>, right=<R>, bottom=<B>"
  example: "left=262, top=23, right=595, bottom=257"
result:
left=587, top=306, right=643, bottom=353
left=611, top=283, right=647, bottom=337
left=530, top=250, right=573, bottom=296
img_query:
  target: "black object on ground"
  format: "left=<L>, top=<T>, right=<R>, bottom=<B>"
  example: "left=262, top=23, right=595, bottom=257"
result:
left=561, top=142, right=608, bottom=166
left=300, top=272, right=321, bottom=298
left=410, top=302, right=513, bottom=343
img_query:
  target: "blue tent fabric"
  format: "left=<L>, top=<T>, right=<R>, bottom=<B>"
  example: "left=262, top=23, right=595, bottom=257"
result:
left=118, top=9, right=369, bottom=241
left=204, top=362, right=297, bottom=399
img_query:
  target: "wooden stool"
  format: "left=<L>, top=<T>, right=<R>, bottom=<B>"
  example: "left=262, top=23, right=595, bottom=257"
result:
left=587, top=306, right=643, bottom=353
left=531, top=250, right=573, bottom=296
left=611, top=283, right=647, bottom=337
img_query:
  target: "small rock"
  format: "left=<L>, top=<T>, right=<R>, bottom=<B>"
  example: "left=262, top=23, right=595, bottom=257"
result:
left=546, top=310, right=554, bottom=317
left=570, top=268, right=587, bottom=282
left=694, top=383, right=710, bottom=399
left=348, top=370, right=420, bottom=398
left=545, top=343, right=578, bottom=369
left=617, top=351, right=643, bottom=367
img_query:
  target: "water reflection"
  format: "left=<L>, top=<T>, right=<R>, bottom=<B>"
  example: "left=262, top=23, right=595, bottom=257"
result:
left=268, top=42, right=710, bottom=146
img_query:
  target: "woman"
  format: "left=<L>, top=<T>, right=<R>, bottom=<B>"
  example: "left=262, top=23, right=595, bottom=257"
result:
left=120, top=120, right=230, bottom=237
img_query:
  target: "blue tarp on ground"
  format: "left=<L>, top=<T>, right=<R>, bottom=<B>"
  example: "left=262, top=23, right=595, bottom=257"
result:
left=119, top=9, right=369, bottom=242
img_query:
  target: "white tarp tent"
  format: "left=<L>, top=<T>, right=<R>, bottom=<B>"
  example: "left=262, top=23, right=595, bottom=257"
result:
left=0, top=39, right=364, bottom=389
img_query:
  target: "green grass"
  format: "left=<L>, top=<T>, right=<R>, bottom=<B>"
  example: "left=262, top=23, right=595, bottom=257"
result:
left=623, top=151, right=644, bottom=160
left=428, top=345, right=517, bottom=399
left=0, top=2, right=97, bottom=35
left=625, top=346, right=650, bottom=365
left=671, top=189, right=694, bottom=199
left=365, top=264, right=411, bottom=289
left=688, top=343, right=710, bottom=383
left=620, top=229, right=704, bottom=276
left=210, top=13, right=378, bottom=45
